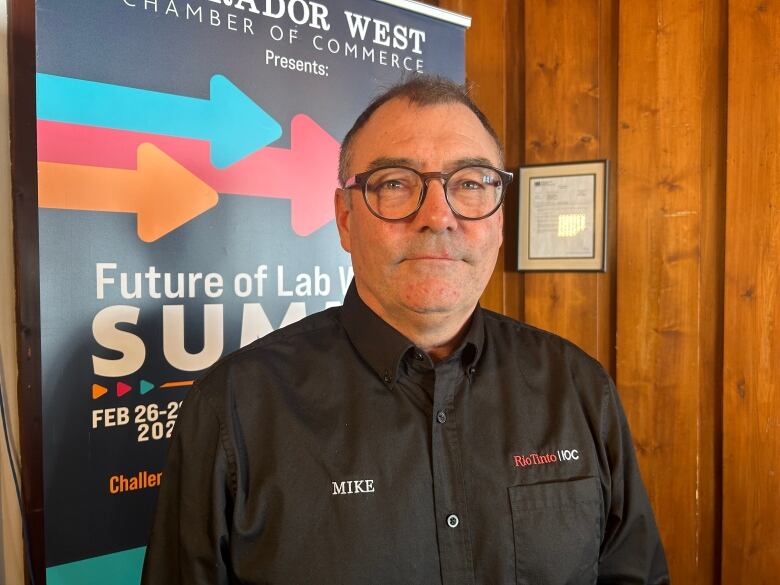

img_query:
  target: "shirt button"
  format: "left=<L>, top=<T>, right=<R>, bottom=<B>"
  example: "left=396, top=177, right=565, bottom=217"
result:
left=414, top=351, right=424, bottom=361
left=436, top=410, right=447, bottom=424
left=383, top=371, right=392, bottom=384
left=447, top=514, right=459, bottom=528
left=468, top=366, right=476, bottom=375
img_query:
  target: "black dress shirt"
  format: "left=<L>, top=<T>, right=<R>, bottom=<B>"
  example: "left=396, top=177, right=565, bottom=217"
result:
left=142, top=283, right=669, bottom=585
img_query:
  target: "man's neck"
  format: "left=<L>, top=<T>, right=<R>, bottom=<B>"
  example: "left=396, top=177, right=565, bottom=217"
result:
left=355, top=283, right=473, bottom=363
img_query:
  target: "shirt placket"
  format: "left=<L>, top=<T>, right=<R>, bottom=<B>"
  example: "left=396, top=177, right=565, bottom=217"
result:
left=431, top=360, right=474, bottom=585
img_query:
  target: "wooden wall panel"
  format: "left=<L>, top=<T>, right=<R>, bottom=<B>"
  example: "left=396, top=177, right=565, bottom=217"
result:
left=722, top=0, right=780, bottom=581
left=436, top=0, right=523, bottom=320
left=501, top=0, right=523, bottom=321
left=522, top=0, right=617, bottom=371
left=616, top=1, right=725, bottom=583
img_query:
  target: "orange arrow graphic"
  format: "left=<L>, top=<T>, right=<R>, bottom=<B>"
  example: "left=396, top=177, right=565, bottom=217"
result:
left=38, top=143, right=218, bottom=242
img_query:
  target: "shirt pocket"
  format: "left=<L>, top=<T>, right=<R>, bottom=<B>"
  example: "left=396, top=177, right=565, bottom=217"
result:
left=508, top=477, right=603, bottom=585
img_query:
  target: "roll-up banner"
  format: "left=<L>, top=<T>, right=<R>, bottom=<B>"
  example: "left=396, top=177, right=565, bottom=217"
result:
left=33, top=0, right=469, bottom=582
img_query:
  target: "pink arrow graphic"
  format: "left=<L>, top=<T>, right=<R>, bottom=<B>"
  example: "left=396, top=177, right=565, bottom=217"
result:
left=37, top=115, right=340, bottom=236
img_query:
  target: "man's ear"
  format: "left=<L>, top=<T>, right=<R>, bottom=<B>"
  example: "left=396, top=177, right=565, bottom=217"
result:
left=335, top=189, right=352, bottom=253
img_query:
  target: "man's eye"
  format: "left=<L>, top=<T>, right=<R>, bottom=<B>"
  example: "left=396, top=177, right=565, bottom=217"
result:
left=455, top=179, right=486, bottom=191
left=380, top=179, right=406, bottom=190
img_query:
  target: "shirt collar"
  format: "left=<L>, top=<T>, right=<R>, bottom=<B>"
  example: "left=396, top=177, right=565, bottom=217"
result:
left=340, top=282, right=486, bottom=384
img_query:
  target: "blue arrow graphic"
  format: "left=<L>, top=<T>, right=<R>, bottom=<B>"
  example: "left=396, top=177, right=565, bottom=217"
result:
left=36, top=73, right=282, bottom=168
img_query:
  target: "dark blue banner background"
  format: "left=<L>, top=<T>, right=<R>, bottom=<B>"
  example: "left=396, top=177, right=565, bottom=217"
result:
left=36, top=0, right=465, bottom=581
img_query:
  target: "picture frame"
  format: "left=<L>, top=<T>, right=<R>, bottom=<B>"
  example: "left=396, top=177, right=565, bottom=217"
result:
left=517, top=159, right=608, bottom=272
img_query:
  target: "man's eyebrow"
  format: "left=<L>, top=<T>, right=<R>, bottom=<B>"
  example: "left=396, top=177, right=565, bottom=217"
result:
left=449, top=156, right=496, bottom=169
left=364, top=157, right=418, bottom=171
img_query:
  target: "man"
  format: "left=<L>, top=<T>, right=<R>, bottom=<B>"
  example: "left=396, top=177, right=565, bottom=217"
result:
left=142, top=76, right=669, bottom=584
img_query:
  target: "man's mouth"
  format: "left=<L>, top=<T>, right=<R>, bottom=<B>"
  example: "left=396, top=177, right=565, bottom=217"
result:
left=405, top=254, right=455, bottom=260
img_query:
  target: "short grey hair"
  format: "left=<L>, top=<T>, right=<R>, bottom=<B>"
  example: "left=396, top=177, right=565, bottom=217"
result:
left=338, top=75, right=503, bottom=187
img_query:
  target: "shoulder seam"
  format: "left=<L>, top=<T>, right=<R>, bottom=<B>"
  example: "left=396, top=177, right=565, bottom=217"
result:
left=195, top=308, right=343, bottom=382
left=483, top=309, right=611, bottom=374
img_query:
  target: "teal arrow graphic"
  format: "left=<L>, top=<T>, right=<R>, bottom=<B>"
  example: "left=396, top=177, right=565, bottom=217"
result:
left=36, top=73, right=282, bottom=168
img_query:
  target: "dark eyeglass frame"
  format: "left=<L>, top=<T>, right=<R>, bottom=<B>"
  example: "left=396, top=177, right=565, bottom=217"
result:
left=343, top=164, right=514, bottom=221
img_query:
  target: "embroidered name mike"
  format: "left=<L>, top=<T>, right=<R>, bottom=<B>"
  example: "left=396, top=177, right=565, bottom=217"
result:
left=332, top=479, right=375, bottom=495
left=513, top=449, right=580, bottom=468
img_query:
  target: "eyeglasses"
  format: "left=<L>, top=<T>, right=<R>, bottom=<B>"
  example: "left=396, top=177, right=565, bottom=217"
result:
left=343, top=164, right=513, bottom=221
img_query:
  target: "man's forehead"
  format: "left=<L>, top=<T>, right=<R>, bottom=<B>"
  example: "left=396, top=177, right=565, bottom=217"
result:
left=350, top=99, right=501, bottom=167
left=364, top=97, right=476, bottom=128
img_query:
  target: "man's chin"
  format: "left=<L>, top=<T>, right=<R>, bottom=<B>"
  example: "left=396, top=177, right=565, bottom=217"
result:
left=399, top=288, right=472, bottom=317
left=405, top=303, right=455, bottom=315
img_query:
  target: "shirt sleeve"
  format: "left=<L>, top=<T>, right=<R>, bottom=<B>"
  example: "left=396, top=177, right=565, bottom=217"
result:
left=141, top=385, right=233, bottom=585
left=597, top=378, right=670, bottom=584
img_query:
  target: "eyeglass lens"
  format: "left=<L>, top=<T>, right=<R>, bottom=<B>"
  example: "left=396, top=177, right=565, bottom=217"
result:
left=364, top=166, right=505, bottom=220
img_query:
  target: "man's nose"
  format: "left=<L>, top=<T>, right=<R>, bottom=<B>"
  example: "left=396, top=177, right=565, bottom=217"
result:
left=413, top=179, right=458, bottom=232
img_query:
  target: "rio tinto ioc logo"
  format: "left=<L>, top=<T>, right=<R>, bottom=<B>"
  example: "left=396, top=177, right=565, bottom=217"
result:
left=513, top=448, right=580, bottom=468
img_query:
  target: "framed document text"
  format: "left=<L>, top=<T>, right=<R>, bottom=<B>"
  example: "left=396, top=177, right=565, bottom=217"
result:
left=517, top=160, right=608, bottom=271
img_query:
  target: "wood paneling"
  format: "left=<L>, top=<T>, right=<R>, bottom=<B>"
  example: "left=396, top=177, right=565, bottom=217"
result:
left=616, top=1, right=725, bottom=583
left=436, top=0, right=523, bottom=320
left=522, top=0, right=617, bottom=371
left=500, top=0, right=523, bottom=321
left=722, top=0, right=780, bottom=581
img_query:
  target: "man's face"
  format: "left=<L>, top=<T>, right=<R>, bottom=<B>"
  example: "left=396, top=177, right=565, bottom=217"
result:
left=336, top=98, right=504, bottom=326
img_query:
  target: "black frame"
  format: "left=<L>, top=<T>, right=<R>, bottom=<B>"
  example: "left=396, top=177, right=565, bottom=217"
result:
left=9, top=0, right=46, bottom=583
left=344, top=164, right=513, bottom=221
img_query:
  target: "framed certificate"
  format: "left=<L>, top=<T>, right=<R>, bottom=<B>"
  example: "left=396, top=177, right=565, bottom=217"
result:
left=517, top=160, right=608, bottom=271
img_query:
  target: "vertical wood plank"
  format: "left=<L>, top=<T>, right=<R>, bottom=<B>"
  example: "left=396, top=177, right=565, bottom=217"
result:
left=0, top=0, right=24, bottom=581
left=599, top=0, right=619, bottom=375
left=700, top=0, right=727, bottom=578
left=501, top=0, right=524, bottom=321
left=522, top=0, right=616, bottom=371
left=722, top=0, right=780, bottom=581
left=617, top=0, right=725, bottom=582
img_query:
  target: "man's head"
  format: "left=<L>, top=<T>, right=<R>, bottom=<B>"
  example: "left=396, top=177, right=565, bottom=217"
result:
left=338, top=76, right=503, bottom=187
left=335, top=76, right=508, bottom=353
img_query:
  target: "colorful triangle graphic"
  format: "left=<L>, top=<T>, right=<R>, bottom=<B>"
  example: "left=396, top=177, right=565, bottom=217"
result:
left=92, top=383, right=108, bottom=400
left=140, top=380, right=155, bottom=395
left=116, top=381, right=132, bottom=397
